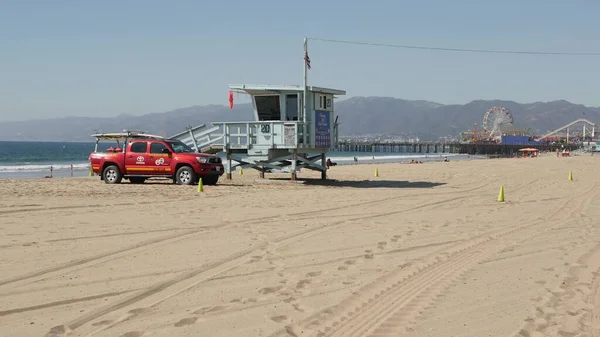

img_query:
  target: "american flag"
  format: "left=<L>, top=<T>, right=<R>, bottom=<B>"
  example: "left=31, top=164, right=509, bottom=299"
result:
left=304, top=50, right=311, bottom=70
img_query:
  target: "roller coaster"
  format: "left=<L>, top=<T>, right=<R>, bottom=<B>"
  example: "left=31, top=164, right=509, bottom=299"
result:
left=539, top=118, right=597, bottom=142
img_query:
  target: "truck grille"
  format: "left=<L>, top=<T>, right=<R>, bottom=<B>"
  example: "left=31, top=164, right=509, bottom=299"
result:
left=208, top=157, right=222, bottom=164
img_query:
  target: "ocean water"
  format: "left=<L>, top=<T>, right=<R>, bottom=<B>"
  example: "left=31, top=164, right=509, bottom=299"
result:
left=0, top=141, right=477, bottom=179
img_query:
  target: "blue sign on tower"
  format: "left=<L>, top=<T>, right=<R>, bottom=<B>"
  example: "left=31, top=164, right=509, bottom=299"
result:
left=315, top=110, right=331, bottom=148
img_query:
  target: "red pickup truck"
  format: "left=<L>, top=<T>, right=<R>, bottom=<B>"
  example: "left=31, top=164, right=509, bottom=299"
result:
left=89, top=132, right=224, bottom=185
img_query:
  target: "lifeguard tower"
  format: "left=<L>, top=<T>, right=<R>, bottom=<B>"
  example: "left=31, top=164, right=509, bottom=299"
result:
left=170, top=84, right=346, bottom=180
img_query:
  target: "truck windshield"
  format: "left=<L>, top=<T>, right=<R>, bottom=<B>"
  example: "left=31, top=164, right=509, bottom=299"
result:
left=166, top=140, right=195, bottom=153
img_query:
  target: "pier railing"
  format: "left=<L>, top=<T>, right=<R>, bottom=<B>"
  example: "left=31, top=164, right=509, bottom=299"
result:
left=336, top=141, right=583, bottom=156
left=336, top=141, right=461, bottom=154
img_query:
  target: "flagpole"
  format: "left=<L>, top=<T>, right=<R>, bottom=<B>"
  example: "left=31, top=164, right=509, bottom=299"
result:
left=303, top=37, right=308, bottom=146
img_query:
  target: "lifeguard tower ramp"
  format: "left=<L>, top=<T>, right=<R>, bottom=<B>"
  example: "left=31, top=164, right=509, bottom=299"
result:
left=170, top=84, right=346, bottom=180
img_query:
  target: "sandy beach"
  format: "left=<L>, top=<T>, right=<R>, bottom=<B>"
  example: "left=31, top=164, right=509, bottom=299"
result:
left=1, top=154, right=599, bottom=337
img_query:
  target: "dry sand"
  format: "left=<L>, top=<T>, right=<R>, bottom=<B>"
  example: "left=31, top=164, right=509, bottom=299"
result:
left=1, top=154, right=600, bottom=337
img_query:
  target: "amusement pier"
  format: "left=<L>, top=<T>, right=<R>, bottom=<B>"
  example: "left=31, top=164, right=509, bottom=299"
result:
left=336, top=106, right=598, bottom=157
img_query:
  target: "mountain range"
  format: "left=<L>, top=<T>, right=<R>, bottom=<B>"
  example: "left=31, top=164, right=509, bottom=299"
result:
left=1, top=97, right=598, bottom=142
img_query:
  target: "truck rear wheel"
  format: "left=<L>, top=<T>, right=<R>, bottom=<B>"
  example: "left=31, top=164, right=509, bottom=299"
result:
left=175, top=166, right=196, bottom=185
left=103, top=165, right=123, bottom=184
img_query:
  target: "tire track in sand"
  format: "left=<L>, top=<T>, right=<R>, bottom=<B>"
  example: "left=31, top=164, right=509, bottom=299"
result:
left=267, top=182, right=598, bottom=337
left=42, top=186, right=495, bottom=337
left=2, top=176, right=493, bottom=290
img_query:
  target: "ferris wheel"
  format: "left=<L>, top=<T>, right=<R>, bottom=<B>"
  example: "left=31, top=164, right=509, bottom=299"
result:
left=482, top=106, right=514, bottom=138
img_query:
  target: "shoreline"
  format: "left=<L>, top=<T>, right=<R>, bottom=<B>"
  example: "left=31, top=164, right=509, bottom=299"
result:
left=0, top=153, right=480, bottom=180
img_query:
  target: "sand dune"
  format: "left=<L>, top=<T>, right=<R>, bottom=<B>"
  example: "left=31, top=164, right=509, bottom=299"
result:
left=1, top=154, right=600, bottom=337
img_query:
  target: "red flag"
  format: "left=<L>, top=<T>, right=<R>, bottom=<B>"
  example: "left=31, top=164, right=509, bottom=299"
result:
left=228, top=91, right=234, bottom=109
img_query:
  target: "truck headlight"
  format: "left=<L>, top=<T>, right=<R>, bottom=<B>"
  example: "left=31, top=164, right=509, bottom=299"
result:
left=196, top=157, right=208, bottom=164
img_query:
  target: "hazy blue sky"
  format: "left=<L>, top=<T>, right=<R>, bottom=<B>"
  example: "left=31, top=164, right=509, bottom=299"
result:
left=1, top=0, right=599, bottom=122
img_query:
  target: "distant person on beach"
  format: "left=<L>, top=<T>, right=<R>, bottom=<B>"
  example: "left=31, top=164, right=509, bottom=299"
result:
left=326, top=158, right=337, bottom=169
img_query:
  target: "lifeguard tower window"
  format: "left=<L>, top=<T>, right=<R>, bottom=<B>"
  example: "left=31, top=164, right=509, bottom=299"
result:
left=255, top=95, right=281, bottom=121
left=285, top=94, right=298, bottom=121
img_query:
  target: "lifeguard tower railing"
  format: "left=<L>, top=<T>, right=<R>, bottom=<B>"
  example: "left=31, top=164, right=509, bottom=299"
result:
left=170, top=120, right=323, bottom=154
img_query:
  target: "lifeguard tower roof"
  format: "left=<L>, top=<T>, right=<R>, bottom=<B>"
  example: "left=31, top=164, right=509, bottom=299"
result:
left=229, top=84, right=346, bottom=96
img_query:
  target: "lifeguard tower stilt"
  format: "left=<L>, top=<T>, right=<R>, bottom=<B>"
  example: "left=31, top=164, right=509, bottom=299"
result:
left=170, top=39, right=346, bottom=181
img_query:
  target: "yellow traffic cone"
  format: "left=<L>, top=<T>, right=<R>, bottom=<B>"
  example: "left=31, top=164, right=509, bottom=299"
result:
left=568, top=171, right=573, bottom=181
left=497, top=185, right=505, bottom=202
left=197, top=178, right=204, bottom=192
left=374, top=167, right=379, bottom=177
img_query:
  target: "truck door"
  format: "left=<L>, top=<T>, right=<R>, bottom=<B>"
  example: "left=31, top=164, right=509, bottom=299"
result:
left=149, top=142, right=172, bottom=175
left=125, top=141, right=150, bottom=174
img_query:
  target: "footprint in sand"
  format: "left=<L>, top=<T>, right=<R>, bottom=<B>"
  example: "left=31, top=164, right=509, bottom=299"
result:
left=285, top=324, right=302, bottom=337
left=270, top=315, right=288, bottom=323
left=338, top=259, right=357, bottom=270
left=377, top=241, right=387, bottom=250
left=364, top=250, right=374, bottom=259
left=45, top=325, right=69, bottom=336
left=174, top=317, right=198, bottom=327
left=120, top=332, right=143, bottom=337
left=292, top=303, right=306, bottom=313
left=306, top=271, right=322, bottom=277
left=128, top=308, right=152, bottom=315
left=296, top=279, right=311, bottom=290
left=391, top=235, right=401, bottom=242
left=193, top=305, right=227, bottom=315
left=259, top=286, right=283, bottom=294
left=91, top=320, right=113, bottom=327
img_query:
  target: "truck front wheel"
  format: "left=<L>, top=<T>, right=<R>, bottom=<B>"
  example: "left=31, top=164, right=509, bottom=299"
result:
left=175, top=166, right=196, bottom=185
left=103, top=165, right=123, bottom=184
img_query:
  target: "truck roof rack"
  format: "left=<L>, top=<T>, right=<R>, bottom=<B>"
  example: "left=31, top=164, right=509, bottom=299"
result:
left=90, top=130, right=165, bottom=141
